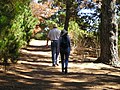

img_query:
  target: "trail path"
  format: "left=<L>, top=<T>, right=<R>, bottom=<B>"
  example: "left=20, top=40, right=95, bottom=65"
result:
left=0, top=39, right=120, bottom=90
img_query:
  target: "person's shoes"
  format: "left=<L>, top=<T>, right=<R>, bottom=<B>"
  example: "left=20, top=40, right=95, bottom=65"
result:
left=64, top=67, right=68, bottom=74
left=56, top=64, right=59, bottom=66
left=62, top=67, right=64, bottom=73
left=52, top=64, right=56, bottom=67
left=52, top=64, right=59, bottom=67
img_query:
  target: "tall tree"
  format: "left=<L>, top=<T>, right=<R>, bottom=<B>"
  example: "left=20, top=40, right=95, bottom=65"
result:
left=64, top=0, right=78, bottom=31
left=64, top=0, right=70, bottom=31
left=95, top=0, right=120, bottom=67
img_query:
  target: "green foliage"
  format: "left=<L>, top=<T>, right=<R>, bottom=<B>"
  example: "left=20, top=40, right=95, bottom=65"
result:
left=11, top=5, right=38, bottom=44
left=45, top=20, right=62, bottom=29
left=34, top=32, right=47, bottom=40
left=68, top=21, right=86, bottom=46
left=0, top=16, right=8, bottom=25
left=45, top=20, right=56, bottom=30
left=34, top=19, right=64, bottom=40
left=0, top=1, right=38, bottom=64
left=68, top=21, right=98, bottom=48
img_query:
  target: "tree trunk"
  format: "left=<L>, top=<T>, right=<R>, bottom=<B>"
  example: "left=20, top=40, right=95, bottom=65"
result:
left=95, top=0, right=120, bottom=67
left=64, top=0, right=71, bottom=31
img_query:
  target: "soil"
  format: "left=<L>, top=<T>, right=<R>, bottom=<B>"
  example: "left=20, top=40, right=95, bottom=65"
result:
left=0, top=39, right=120, bottom=90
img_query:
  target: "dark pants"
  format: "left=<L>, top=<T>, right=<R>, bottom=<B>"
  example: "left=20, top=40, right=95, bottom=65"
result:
left=60, top=47, right=70, bottom=73
left=51, top=40, right=59, bottom=66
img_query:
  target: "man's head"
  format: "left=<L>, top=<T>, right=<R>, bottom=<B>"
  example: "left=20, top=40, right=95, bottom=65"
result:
left=53, top=24, right=58, bottom=28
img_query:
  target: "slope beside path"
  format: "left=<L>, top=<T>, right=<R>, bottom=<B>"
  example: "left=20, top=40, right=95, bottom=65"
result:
left=0, top=39, right=120, bottom=90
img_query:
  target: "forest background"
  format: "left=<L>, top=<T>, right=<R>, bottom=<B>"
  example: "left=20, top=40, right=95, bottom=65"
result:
left=0, top=0, right=120, bottom=67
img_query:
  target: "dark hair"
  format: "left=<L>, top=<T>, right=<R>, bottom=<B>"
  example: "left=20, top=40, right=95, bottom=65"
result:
left=60, top=29, right=68, bottom=37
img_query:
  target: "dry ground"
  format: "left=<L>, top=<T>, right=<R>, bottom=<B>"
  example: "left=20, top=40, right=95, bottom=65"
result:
left=0, top=39, right=120, bottom=90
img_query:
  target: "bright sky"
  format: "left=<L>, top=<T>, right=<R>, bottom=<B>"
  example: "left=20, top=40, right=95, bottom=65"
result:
left=78, top=8, right=96, bottom=16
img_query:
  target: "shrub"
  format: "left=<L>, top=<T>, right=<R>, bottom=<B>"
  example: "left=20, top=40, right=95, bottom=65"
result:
left=0, top=1, right=38, bottom=64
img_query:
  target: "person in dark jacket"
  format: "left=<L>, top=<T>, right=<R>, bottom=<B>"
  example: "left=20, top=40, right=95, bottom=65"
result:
left=59, top=29, right=71, bottom=74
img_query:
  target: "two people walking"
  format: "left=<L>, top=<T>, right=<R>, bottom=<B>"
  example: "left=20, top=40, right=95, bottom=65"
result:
left=46, top=24, right=71, bottom=74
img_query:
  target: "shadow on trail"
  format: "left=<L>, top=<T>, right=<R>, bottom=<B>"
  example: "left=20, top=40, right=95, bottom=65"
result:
left=0, top=63, right=120, bottom=90
left=0, top=41, right=120, bottom=90
left=22, top=45, right=51, bottom=52
left=20, top=53, right=51, bottom=63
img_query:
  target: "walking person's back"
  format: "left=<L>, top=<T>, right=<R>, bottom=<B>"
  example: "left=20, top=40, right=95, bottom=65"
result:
left=59, top=29, right=71, bottom=74
left=46, top=24, right=61, bottom=66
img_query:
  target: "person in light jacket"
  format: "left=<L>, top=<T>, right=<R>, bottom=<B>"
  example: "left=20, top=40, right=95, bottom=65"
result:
left=46, top=24, right=61, bottom=66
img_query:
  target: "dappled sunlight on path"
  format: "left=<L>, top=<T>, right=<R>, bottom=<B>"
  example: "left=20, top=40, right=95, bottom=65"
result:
left=0, top=39, right=120, bottom=90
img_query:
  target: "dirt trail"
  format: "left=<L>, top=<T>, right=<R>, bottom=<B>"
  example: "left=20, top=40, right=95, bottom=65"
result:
left=0, top=39, right=120, bottom=90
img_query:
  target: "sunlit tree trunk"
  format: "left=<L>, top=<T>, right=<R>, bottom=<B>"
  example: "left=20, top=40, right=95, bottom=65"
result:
left=96, top=0, right=120, bottom=67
